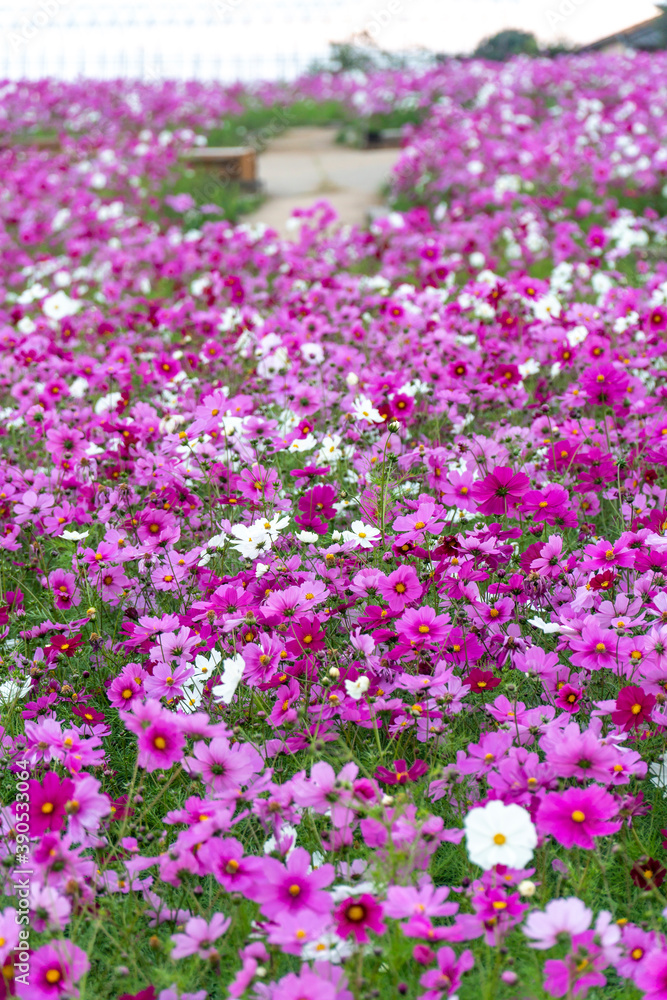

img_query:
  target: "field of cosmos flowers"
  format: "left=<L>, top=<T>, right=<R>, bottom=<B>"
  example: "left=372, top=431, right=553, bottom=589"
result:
left=2, top=50, right=667, bottom=1000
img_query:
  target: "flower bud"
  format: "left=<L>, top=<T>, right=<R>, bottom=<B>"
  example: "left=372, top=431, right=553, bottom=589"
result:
left=518, top=879, right=536, bottom=897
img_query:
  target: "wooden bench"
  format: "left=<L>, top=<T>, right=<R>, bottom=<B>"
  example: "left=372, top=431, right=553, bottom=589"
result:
left=180, top=146, right=259, bottom=191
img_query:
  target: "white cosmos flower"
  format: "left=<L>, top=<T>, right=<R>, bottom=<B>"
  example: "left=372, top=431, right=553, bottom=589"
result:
left=42, top=291, right=81, bottom=320
left=61, top=530, right=89, bottom=541
left=211, top=654, right=246, bottom=705
left=345, top=676, right=370, bottom=701
left=342, top=520, right=381, bottom=550
left=288, top=434, right=317, bottom=453
left=350, top=396, right=385, bottom=425
left=317, top=434, right=344, bottom=464
left=464, top=800, right=537, bottom=871
left=253, top=515, right=289, bottom=542
left=179, top=675, right=206, bottom=714
left=527, top=617, right=561, bottom=634
left=296, top=530, right=319, bottom=544
left=94, top=392, right=123, bottom=415
left=0, top=676, right=31, bottom=704
left=229, top=523, right=270, bottom=560
left=193, top=649, right=223, bottom=681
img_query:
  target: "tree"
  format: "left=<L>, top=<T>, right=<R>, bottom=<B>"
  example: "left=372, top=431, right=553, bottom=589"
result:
left=474, top=29, right=539, bottom=62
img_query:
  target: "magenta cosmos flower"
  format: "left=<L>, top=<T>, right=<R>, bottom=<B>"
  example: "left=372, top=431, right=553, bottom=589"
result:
left=20, top=940, right=89, bottom=1000
left=611, top=686, right=656, bottom=731
left=26, top=772, right=75, bottom=836
left=536, top=786, right=621, bottom=849
left=334, top=894, right=386, bottom=943
left=469, top=467, right=529, bottom=516
left=252, top=847, right=334, bottom=919
left=121, top=701, right=185, bottom=773
left=636, top=950, right=667, bottom=999
left=375, top=758, right=428, bottom=786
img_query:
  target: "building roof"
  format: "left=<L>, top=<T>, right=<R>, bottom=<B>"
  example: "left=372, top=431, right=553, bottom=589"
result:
left=580, top=7, right=667, bottom=51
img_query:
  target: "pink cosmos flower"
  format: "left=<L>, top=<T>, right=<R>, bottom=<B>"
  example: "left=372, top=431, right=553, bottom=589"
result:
left=580, top=363, right=629, bottom=406
left=251, top=846, right=334, bottom=919
left=419, top=946, right=475, bottom=999
left=530, top=535, right=564, bottom=578
left=543, top=932, right=607, bottom=997
left=396, top=607, right=449, bottom=647
left=384, top=883, right=458, bottom=920
left=149, top=626, right=199, bottom=668
left=0, top=907, right=19, bottom=964
left=523, top=897, right=592, bottom=948
left=334, top=894, right=386, bottom=943
left=469, top=466, right=529, bottom=516
left=20, top=939, right=89, bottom=1000
left=377, top=565, right=421, bottom=611
left=520, top=484, right=571, bottom=525
left=197, top=837, right=265, bottom=893
left=569, top=622, right=620, bottom=671
left=392, top=501, right=444, bottom=542
left=536, top=786, right=621, bottom=849
left=183, top=737, right=263, bottom=793
left=171, top=913, right=231, bottom=959
left=540, top=724, right=619, bottom=782
left=47, top=569, right=80, bottom=611
left=439, top=471, right=476, bottom=512
left=635, top=948, right=667, bottom=998
left=271, top=968, right=337, bottom=1000
left=65, top=774, right=111, bottom=841
left=121, top=701, right=185, bottom=773
left=13, top=489, right=55, bottom=524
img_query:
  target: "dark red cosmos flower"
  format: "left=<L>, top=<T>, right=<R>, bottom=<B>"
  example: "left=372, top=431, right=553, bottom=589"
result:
left=611, top=686, right=656, bottom=731
left=375, top=758, right=428, bottom=786
left=47, top=633, right=84, bottom=657
left=464, top=668, right=501, bottom=694
left=588, top=570, right=617, bottom=592
left=630, top=857, right=666, bottom=890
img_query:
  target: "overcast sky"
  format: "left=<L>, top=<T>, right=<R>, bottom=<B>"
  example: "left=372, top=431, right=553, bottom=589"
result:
left=0, top=0, right=661, bottom=79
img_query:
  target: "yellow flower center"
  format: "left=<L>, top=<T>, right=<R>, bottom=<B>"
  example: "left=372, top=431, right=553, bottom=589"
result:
left=571, top=810, right=586, bottom=823
left=493, top=833, right=506, bottom=845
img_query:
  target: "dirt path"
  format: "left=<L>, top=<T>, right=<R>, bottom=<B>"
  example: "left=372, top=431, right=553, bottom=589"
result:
left=245, top=127, right=401, bottom=237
